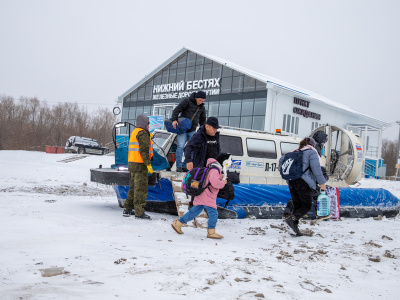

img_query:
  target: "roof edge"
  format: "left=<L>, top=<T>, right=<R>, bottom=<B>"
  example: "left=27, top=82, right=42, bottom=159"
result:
left=118, top=47, right=189, bottom=102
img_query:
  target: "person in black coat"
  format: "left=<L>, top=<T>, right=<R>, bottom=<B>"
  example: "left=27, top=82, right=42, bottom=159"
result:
left=171, top=91, right=207, bottom=172
left=184, top=117, right=221, bottom=171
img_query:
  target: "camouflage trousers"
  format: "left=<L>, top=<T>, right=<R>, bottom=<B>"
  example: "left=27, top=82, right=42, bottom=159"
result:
left=124, top=170, right=148, bottom=217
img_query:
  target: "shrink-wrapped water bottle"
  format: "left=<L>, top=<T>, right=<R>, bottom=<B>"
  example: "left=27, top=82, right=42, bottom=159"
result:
left=317, top=191, right=330, bottom=217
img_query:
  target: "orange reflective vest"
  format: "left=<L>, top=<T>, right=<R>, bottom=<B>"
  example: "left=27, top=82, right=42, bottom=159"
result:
left=128, top=128, right=153, bottom=163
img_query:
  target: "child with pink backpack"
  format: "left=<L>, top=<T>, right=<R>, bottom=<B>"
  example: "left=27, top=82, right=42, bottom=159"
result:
left=171, top=153, right=232, bottom=239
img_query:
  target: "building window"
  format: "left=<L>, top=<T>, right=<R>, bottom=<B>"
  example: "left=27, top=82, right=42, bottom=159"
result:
left=240, top=116, right=252, bottom=129
left=255, top=80, right=266, bottom=91
left=233, top=70, right=243, bottom=77
left=136, top=106, right=144, bottom=116
left=176, top=68, right=185, bottom=81
left=253, top=98, right=266, bottom=115
left=203, top=63, right=212, bottom=78
left=185, top=66, right=195, bottom=81
left=232, top=76, right=244, bottom=93
left=229, top=116, right=240, bottom=127
left=158, top=107, right=165, bottom=117
left=282, top=114, right=286, bottom=131
left=168, top=69, right=177, bottom=83
left=221, top=77, right=232, bottom=94
left=222, top=66, right=233, bottom=77
left=212, top=62, right=222, bottom=78
left=218, top=117, right=229, bottom=126
left=291, top=116, right=295, bottom=133
left=177, top=54, right=187, bottom=68
left=242, top=98, right=254, bottom=115
left=154, top=73, right=162, bottom=85
left=194, top=65, right=203, bottom=80
left=230, top=100, right=241, bottom=116
left=122, top=107, right=129, bottom=121
left=195, top=54, right=204, bottom=65
left=162, top=69, right=169, bottom=84
left=208, top=101, right=219, bottom=117
left=170, top=60, right=178, bottom=69
left=130, top=92, right=138, bottom=102
left=144, top=86, right=152, bottom=100
left=247, top=138, right=277, bottom=159
left=252, top=116, right=265, bottom=131
left=243, top=75, right=255, bottom=92
left=283, top=114, right=299, bottom=134
left=281, top=142, right=299, bottom=155
left=143, top=106, right=151, bottom=116
left=220, top=135, right=243, bottom=156
left=219, top=101, right=230, bottom=116
left=187, top=52, right=196, bottom=67
left=138, top=87, right=145, bottom=101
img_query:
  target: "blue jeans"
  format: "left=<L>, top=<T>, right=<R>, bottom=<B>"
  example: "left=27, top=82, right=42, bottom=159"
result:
left=176, top=130, right=196, bottom=168
left=179, top=205, right=218, bottom=229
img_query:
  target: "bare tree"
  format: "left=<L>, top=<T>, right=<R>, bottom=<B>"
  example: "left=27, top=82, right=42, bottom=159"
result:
left=381, top=138, right=398, bottom=176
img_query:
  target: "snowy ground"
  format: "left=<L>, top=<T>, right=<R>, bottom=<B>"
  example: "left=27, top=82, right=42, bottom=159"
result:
left=1, top=150, right=399, bottom=300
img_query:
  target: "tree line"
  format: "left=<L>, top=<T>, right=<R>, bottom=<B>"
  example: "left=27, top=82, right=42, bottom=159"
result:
left=0, top=95, right=116, bottom=151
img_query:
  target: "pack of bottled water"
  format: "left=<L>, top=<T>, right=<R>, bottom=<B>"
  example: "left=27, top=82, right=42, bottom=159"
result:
left=317, top=191, right=330, bottom=217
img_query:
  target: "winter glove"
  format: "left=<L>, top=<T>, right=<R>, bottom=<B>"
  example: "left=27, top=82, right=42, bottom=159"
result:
left=150, top=133, right=155, bottom=139
left=147, top=164, right=153, bottom=174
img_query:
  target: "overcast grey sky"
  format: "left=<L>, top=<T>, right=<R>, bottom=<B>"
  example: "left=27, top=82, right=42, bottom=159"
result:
left=1, top=0, right=399, bottom=140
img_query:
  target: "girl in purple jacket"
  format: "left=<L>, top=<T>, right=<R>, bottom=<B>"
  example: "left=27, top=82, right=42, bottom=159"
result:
left=171, top=153, right=231, bottom=239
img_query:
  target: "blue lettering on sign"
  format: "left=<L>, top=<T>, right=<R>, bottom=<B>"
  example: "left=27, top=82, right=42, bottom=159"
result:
left=246, top=161, right=263, bottom=168
left=230, top=160, right=241, bottom=170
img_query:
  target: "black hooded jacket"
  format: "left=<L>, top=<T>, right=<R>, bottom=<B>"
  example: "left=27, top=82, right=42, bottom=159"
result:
left=184, top=125, right=221, bottom=168
left=171, top=93, right=206, bottom=132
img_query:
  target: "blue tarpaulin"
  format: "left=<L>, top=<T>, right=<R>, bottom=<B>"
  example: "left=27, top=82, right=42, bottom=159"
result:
left=337, top=187, right=399, bottom=207
left=115, top=180, right=399, bottom=209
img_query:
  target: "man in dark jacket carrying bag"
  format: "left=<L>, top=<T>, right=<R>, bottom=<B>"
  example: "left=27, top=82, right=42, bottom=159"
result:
left=184, top=116, right=222, bottom=208
left=184, top=117, right=221, bottom=171
left=171, top=91, right=207, bottom=172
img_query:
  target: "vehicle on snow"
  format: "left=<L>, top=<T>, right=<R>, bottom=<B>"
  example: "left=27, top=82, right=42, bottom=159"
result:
left=65, top=136, right=109, bottom=155
left=89, top=122, right=400, bottom=220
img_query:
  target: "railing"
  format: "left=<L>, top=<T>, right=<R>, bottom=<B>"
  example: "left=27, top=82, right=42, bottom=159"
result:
left=364, top=161, right=376, bottom=178
left=364, top=146, right=379, bottom=158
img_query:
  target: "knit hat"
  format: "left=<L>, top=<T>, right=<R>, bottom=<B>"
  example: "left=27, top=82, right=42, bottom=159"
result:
left=195, top=91, right=206, bottom=99
left=136, top=115, right=149, bottom=130
left=306, top=137, right=316, bottom=147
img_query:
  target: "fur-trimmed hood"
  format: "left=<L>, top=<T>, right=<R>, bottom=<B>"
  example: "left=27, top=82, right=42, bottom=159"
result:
left=206, top=158, right=222, bottom=172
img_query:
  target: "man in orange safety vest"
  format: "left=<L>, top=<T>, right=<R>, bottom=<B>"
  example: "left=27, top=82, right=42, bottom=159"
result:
left=123, top=115, right=154, bottom=219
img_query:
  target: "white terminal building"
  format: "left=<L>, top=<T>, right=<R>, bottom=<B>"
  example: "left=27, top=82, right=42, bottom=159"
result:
left=116, top=47, right=391, bottom=177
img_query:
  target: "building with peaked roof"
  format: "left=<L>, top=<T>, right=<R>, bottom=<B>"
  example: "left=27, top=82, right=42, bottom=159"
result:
left=116, top=47, right=390, bottom=176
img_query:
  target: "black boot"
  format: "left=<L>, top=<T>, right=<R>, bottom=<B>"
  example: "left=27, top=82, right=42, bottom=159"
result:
left=135, top=212, right=151, bottom=220
left=285, top=215, right=303, bottom=236
left=123, top=209, right=134, bottom=217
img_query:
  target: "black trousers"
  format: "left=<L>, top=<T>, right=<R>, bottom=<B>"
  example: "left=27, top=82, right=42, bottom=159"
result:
left=288, top=178, right=313, bottom=220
